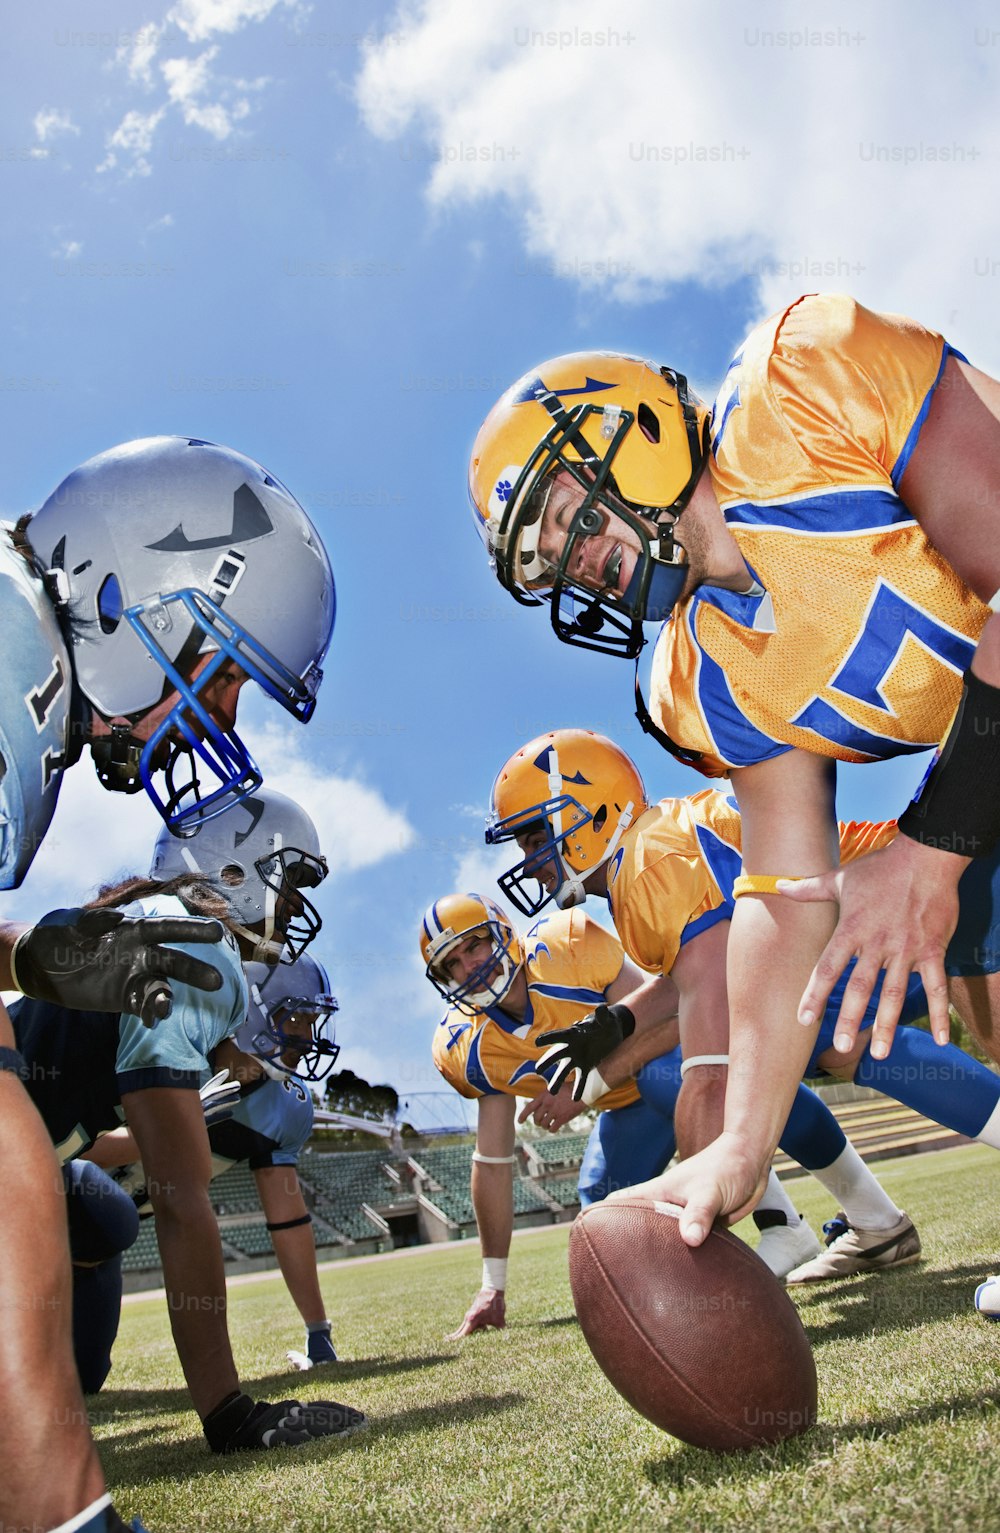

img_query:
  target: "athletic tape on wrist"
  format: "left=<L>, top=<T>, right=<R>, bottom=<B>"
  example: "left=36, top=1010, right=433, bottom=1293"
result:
left=732, top=874, right=802, bottom=898
left=581, top=1067, right=610, bottom=1107
left=472, top=1152, right=516, bottom=1164
left=482, top=1257, right=508, bottom=1291
left=679, top=1053, right=730, bottom=1077
left=898, top=667, right=1000, bottom=858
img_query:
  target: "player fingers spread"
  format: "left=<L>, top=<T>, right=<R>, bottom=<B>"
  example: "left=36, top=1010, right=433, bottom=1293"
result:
left=447, top=1290, right=506, bottom=1338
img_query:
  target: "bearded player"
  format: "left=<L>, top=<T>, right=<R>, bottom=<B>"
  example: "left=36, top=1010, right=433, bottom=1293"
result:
left=421, top=892, right=681, bottom=1334
left=469, top=296, right=1000, bottom=1250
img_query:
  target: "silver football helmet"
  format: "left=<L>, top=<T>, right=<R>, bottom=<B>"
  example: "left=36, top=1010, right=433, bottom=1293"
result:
left=27, top=436, right=335, bottom=831
left=150, top=789, right=327, bottom=963
left=239, top=954, right=340, bottom=1082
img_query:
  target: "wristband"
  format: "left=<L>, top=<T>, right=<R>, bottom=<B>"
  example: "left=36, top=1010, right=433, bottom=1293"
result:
left=266, top=1213, right=312, bottom=1232
left=898, top=668, right=1000, bottom=857
left=680, top=1053, right=730, bottom=1077
left=472, top=1152, right=516, bottom=1165
left=732, top=874, right=802, bottom=898
left=0, top=1047, right=27, bottom=1078
left=482, top=1257, right=508, bottom=1291
left=50, top=1494, right=113, bottom=1533
left=581, top=1067, right=611, bottom=1107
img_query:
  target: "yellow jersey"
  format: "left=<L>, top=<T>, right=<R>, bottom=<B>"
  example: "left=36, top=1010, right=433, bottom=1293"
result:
left=607, top=788, right=896, bottom=975
left=431, top=907, right=640, bottom=1111
left=650, top=293, right=988, bottom=777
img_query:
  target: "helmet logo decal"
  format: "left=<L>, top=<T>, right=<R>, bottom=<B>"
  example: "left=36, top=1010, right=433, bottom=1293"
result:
left=512, top=375, right=617, bottom=405
left=495, top=478, right=512, bottom=502
left=146, top=483, right=274, bottom=553
left=531, top=747, right=590, bottom=785
left=233, top=795, right=266, bottom=846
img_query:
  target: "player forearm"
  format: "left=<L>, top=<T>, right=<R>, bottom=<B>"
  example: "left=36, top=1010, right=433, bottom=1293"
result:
left=471, top=1160, right=513, bottom=1261
left=0, top=1068, right=107, bottom=1527
left=152, top=1184, right=239, bottom=1418
left=598, top=1017, right=680, bottom=1091
left=723, top=895, right=831, bottom=1163
left=604, top=970, right=678, bottom=1032
left=80, top=1125, right=139, bottom=1169
left=271, top=1222, right=326, bottom=1328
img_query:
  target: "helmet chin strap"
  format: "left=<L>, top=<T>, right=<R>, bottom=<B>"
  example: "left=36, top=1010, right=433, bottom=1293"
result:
left=232, top=922, right=285, bottom=964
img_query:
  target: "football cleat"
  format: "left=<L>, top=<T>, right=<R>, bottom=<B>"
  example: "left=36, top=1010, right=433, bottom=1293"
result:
left=785, top=1211, right=921, bottom=1284
left=974, top=1276, right=1000, bottom=1319
left=753, top=1212, right=822, bottom=1281
left=486, top=729, right=646, bottom=916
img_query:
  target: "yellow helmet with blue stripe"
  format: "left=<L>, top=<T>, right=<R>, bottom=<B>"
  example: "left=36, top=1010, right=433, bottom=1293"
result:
left=420, top=892, right=523, bottom=1015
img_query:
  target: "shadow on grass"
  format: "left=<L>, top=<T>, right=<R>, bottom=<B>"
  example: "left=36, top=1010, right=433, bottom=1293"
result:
left=245, top=1352, right=458, bottom=1388
left=793, top=1261, right=990, bottom=1345
left=519, top=1315, right=578, bottom=1330
left=643, top=1383, right=1000, bottom=1492
left=101, top=1391, right=527, bottom=1485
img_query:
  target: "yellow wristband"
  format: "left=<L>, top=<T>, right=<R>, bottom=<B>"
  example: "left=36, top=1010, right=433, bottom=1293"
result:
left=732, top=874, right=802, bottom=898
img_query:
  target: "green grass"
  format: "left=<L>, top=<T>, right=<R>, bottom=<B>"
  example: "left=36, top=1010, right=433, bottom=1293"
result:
left=101, top=1145, right=1000, bottom=1533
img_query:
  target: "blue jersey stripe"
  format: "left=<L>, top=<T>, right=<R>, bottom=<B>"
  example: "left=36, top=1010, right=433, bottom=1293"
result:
left=528, top=982, right=605, bottom=1005
left=723, top=487, right=910, bottom=533
left=679, top=904, right=732, bottom=947
left=694, top=823, right=742, bottom=906
left=692, top=632, right=790, bottom=769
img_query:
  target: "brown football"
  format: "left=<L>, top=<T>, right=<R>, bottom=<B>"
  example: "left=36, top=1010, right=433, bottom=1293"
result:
left=569, top=1197, right=817, bottom=1450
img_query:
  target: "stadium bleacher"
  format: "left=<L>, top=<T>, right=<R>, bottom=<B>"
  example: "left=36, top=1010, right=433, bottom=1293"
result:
left=224, top=1221, right=276, bottom=1258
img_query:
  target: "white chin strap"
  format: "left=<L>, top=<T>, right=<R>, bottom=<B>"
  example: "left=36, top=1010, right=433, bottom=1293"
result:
left=232, top=921, right=285, bottom=964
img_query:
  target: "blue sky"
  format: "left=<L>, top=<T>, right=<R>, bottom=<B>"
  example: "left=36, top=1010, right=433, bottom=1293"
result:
left=4, top=0, right=1000, bottom=1127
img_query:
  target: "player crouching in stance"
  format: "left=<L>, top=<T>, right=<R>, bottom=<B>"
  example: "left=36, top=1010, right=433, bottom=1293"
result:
left=104, top=953, right=343, bottom=1372
left=1, top=434, right=334, bottom=1532
left=421, top=892, right=681, bottom=1334
left=487, top=730, right=1000, bottom=1282
left=12, top=792, right=364, bottom=1452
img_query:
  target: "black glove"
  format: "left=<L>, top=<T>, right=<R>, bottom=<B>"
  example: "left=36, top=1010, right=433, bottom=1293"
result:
left=203, top=1390, right=366, bottom=1454
left=11, top=906, right=224, bottom=1028
left=536, top=1002, right=636, bottom=1101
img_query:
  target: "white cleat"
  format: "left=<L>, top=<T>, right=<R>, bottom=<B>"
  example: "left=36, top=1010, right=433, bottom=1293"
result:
left=754, top=1213, right=822, bottom=1280
left=974, top=1275, right=1000, bottom=1319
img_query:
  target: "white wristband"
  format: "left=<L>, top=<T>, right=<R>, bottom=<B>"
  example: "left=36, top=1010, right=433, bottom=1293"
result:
left=581, top=1067, right=610, bottom=1107
left=679, top=1053, right=730, bottom=1078
left=482, top=1257, right=508, bottom=1291
left=472, top=1152, right=516, bottom=1164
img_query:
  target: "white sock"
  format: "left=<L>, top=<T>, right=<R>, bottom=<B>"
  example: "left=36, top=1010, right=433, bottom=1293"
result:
left=755, top=1168, right=799, bottom=1224
left=976, top=1099, right=1000, bottom=1150
left=809, top=1142, right=902, bottom=1231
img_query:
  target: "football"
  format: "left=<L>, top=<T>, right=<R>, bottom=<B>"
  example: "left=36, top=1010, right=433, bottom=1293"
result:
left=568, top=1196, right=818, bottom=1450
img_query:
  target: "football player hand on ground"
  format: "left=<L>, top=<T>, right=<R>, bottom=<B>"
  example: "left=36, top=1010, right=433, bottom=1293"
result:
left=287, top=1323, right=338, bottom=1371
left=11, top=906, right=225, bottom=1027
left=607, top=1131, right=769, bottom=1247
left=446, top=1288, right=506, bottom=1339
left=202, top=1391, right=365, bottom=1453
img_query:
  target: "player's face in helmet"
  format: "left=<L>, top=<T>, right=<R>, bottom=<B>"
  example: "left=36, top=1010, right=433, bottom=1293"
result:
left=243, top=957, right=340, bottom=1081
left=531, top=470, right=648, bottom=602
left=28, top=435, right=335, bottom=833
left=421, top=894, right=523, bottom=1015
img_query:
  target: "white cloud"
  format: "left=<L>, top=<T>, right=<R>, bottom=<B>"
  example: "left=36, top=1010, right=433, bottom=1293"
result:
left=251, top=723, right=416, bottom=872
left=116, top=22, right=164, bottom=88
left=356, top=0, right=1000, bottom=364
left=97, top=106, right=167, bottom=176
left=33, top=108, right=80, bottom=143
left=170, top=0, right=295, bottom=44
left=55, top=239, right=82, bottom=259
left=161, top=46, right=251, bottom=139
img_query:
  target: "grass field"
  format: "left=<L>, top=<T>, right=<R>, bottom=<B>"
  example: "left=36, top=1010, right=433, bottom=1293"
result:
left=100, top=1144, right=1000, bottom=1533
